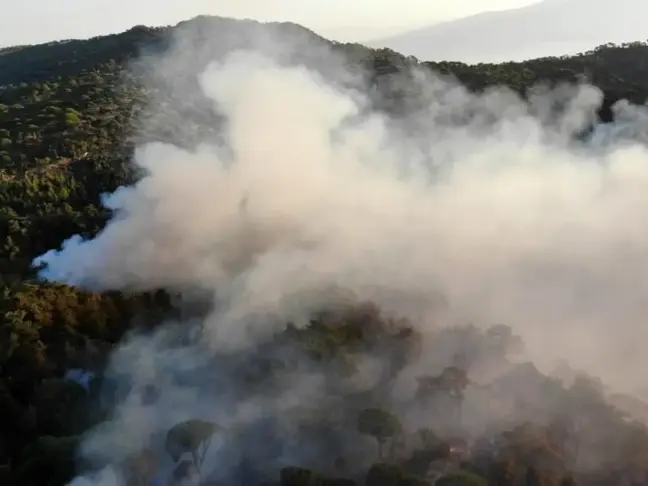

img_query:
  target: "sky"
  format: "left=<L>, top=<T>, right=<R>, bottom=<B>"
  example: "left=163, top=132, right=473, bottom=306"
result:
left=1, top=0, right=540, bottom=47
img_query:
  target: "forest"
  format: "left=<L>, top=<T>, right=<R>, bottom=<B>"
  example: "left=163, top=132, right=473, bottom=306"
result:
left=3, top=15, right=648, bottom=486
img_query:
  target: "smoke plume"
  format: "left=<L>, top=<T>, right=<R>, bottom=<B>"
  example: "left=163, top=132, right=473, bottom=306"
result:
left=33, top=19, right=648, bottom=485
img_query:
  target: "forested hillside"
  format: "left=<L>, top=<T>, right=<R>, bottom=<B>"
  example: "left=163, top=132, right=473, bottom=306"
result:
left=3, top=15, right=648, bottom=486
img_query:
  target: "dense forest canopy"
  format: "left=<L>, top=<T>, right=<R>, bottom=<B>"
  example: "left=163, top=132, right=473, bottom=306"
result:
left=3, top=15, right=648, bottom=486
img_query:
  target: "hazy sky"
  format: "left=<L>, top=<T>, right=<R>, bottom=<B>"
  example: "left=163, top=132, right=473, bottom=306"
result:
left=1, top=0, right=540, bottom=47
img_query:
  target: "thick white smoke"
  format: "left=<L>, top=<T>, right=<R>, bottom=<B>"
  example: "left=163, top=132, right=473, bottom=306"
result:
left=36, top=49, right=648, bottom=383
left=32, top=23, right=648, bottom=485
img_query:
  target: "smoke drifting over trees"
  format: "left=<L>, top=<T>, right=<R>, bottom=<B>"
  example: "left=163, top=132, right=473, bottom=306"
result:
left=25, top=17, right=648, bottom=486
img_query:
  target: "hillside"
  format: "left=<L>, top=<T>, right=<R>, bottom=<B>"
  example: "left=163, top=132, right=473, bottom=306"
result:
left=369, top=0, right=648, bottom=63
left=3, top=15, right=648, bottom=486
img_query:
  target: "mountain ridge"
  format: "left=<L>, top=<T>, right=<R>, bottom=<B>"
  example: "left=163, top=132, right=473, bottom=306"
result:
left=369, top=0, right=648, bottom=63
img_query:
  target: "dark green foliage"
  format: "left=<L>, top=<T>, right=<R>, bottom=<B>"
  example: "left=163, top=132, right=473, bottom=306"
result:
left=358, top=408, right=403, bottom=440
left=366, top=463, right=406, bottom=486
left=435, top=471, right=487, bottom=486
left=321, top=479, right=357, bottom=486
left=366, top=463, right=428, bottom=486
left=358, top=408, right=403, bottom=460
left=280, top=467, right=324, bottom=486
left=560, top=475, right=577, bottom=486
left=401, top=447, right=451, bottom=476
left=12, top=435, right=80, bottom=486
left=487, top=458, right=518, bottom=486
left=165, top=419, right=217, bottom=469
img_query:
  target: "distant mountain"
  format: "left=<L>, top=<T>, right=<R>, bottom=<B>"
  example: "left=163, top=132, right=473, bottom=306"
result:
left=369, top=0, right=648, bottom=64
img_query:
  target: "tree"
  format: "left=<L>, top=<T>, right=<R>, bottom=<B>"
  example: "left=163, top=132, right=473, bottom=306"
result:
left=357, top=408, right=402, bottom=461
left=13, top=435, right=80, bottom=486
left=559, top=476, right=576, bottom=486
left=525, top=467, right=543, bottom=486
left=416, top=366, right=470, bottom=430
left=280, top=466, right=323, bottom=486
left=365, top=463, right=404, bottom=486
left=400, top=428, right=451, bottom=476
left=165, top=419, right=218, bottom=472
left=435, top=471, right=487, bottom=486
left=122, top=448, right=158, bottom=486
left=487, top=458, right=517, bottom=486
left=31, top=378, right=89, bottom=436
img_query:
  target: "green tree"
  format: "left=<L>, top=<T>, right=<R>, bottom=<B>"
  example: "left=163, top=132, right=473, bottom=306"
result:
left=280, top=467, right=323, bottom=486
left=435, top=472, right=487, bottom=486
left=357, top=408, right=402, bottom=461
left=365, top=463, right=404, bottom=486
left=165, top=419, right=218, bottom=472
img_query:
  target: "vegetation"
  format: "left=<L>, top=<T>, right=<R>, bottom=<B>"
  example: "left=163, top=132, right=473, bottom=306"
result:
left=2, top=14, right=648, bottom=486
